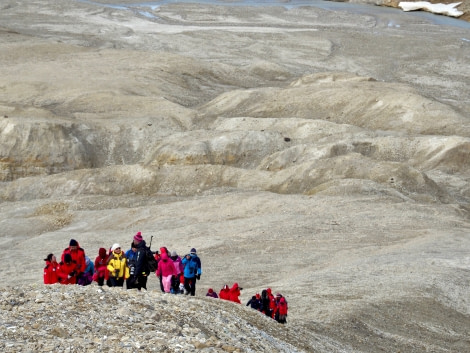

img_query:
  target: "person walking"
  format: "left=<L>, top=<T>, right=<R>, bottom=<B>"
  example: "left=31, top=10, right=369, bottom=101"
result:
left=276, top=295, right=288, bottom=324
left=43, top=253, right=59, bottom=284
left=94, top=247, right=108, bottom=286
left=106, top=243, right=128, bottom=287
left=169, top=250, right=184, bottom=294
left=129, top=231, right=150, bottom=290
left=125, top=243, right=138, bottom=289
left=246, top=293, right=262, bottom=311
left=61, top=239, right=86, bottom=283
left=219, top=284, right=230, bottom=300
left=228, top=282, right=242, bottom=303
left=156, top=251, right=177, bottom=293
left=181, top=248, right=202, bottom=296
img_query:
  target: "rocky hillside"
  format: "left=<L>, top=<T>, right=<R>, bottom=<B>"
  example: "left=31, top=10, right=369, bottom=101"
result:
left=0, top=284, right=309, bottom=353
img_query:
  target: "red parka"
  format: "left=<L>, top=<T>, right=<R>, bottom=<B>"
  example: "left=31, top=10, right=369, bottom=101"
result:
left=229, top=282, right=241, bottom=304
left=277, top=297, right=288, bottom=315
left=94, top=248, right=109, bottom=281
left=57, top=261, right=78, bottom=284
left=62, top=243, right=86, bottom=274
left=219, top=285, right=230, bottom=300
left=43, top=260, right=59, bottom=284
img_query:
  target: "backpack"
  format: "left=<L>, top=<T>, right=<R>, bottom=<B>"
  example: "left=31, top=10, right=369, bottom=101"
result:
left=146, top=247, right=159, bottom=272
left=186, top=256, right=200, bottom=276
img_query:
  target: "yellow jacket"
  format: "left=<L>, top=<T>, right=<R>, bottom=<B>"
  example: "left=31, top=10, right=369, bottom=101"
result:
left=107, top=251, right=130, bottom=279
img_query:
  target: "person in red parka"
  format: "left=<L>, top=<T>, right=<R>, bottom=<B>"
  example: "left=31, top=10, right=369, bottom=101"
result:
left=228, top=282, right=243, bottom=304
left=156, top=251, right=177, bottom=293
left=61, top=239, right=86, bottom=279
left=276, top=296, right=288, bottom=324
left=267, top=288, right=277, bottom=318
left=58, top=253, right=78, bottom=284
left=43, top=253, right=59, bottom=284
left=219, top=284, right=230, bottom=300
left=94, top=247, right=109, bottom=286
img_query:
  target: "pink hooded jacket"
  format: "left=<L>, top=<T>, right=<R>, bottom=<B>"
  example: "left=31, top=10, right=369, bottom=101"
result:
left=156, top=252, right=177, bottom=277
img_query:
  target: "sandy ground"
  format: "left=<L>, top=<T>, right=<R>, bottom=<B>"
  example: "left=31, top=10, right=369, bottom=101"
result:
left=0, top=0, right=469, bottom=352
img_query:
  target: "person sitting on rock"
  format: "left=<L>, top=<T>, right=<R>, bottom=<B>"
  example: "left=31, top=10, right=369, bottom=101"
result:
left=219, top=284, right=230, bottom=300
left=107, top=243, right=129, bottom=287
left=58, top=253, right=78, bottom=285
left=43, top=253, right=59, bottom=284
left=228, top=282, right=242, bottom=304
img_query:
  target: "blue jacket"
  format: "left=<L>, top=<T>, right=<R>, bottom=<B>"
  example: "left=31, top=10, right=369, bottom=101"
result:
left=181, top=254, right=201, bottom=278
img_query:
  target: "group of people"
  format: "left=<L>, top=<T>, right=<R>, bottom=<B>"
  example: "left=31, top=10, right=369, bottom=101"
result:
left=205, top=285, right=288, bottom=324
left=246, top=288, right=288, bottom=324
left=44, top=231, right=288, bottom=323
left=43, top=232, right=202, bottom=295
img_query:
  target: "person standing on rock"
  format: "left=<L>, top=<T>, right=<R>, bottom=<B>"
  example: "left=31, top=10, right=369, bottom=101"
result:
left=129, top=231, right=150, bottom=290
left=43, top=253, right=59, bottom=284
left=107, top=244, right=128, bottom=287
left=181, top=248, right=202, bottom=296
left=61, top=239, right=86, bottom=284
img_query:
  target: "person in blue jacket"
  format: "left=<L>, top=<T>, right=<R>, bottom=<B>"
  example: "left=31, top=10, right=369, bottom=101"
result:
left=181, top=248, right=202, bottom=296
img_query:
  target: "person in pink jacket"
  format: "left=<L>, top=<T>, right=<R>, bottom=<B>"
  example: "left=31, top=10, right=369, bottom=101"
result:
left=156, top=252, right=177, bottom=293
left=169, top=250, right=184, bottom=294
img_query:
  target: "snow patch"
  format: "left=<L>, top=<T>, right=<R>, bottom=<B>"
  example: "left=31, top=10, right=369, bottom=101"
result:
left=398, top=2, right=463, bottom=18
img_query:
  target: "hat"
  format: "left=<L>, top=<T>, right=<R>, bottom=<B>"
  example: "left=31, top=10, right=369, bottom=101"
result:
left=190, top=248, right=197, bottom=254
left=64, top=253, right=72, bottom=263
left=44, top=253, right=54, bottom=262
left=171, top=250, right=177, bottom=257
left=134, top=232, right=143, bottom=242
left=111, top=243, right=121, bottom=252
left=276, top=293, right=282, bottom=297
left=208, top=288, right=213, bottom=293
left=69, top=239, right=78, bottom=246
left=98, top=248, right=107, bottom=258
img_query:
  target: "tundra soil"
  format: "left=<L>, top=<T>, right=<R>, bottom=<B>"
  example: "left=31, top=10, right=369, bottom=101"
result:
left=0, top=0, right=469, bottom=352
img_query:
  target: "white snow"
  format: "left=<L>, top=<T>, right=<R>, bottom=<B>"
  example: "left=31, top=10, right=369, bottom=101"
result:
left=398, top=2, right=463, bottom=17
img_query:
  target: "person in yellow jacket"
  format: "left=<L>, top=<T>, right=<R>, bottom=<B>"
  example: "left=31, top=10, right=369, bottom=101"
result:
left=107, top=243, right=129, bottom=287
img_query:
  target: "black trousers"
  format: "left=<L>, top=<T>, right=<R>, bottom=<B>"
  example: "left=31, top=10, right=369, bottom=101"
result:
left=109, top=277, right=124, bottom=287
left=184, top=277, right=196, bottom=296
